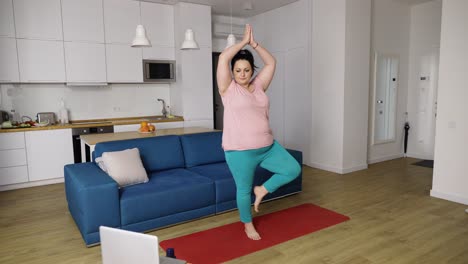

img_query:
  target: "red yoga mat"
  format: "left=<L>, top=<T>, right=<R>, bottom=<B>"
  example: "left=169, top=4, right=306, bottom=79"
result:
left=160, top=203, right=350, bottom=264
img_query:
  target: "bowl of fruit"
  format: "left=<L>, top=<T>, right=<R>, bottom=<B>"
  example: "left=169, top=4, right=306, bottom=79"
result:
left=138, top=121, right=156, bottom=133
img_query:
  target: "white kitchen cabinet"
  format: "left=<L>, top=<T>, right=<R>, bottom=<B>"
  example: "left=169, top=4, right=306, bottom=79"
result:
left=0, top=0, right=15, bottom=37
left=13, top=0, right=63, bottom=40
left=17, top=39, right=65, bottom=83
left=175, top=2, right=212, bottom=48
left=155, top=121, right=184, bottom=129
left=61, top=0, right=105, bottom=43
left=0, top=132, right=25, bottom=149
left=141, top=2, right=174, bottom=47
left=103, top=0, right=139, bottom=44
left=142, top=47, right=175, bottom=60
left=0, top=37, right=20, bottom=83
left=106, top=43, right=143, bottom=83
left=64, top=42, right=107, bottom=83
left=141, top=2, right=175, bottom=60
left=25, top=129, right=73, bottom=182
left=0, top=132, right=28, bottom=186
left=172, top=2, right=213, bottom=127
left=113, top=124, right=140, bottom=133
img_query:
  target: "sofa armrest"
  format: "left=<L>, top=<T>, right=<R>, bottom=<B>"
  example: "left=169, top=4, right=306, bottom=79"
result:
left=64, top=162, right=120, bottom=245
left=286, top=149, right=303, bottom=165
left=286, top=148, right=303, bottom=186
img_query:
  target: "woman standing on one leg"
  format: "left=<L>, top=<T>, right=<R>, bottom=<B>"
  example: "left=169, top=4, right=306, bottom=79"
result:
left=217, top=24, right=301, bottom=240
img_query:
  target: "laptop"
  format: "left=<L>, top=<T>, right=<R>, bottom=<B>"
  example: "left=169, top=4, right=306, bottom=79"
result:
left=100, top=226, right=186, bottom=264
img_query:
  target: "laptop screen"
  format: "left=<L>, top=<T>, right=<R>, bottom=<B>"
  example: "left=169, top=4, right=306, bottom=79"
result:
left=100, top=226, right=160, bottom=264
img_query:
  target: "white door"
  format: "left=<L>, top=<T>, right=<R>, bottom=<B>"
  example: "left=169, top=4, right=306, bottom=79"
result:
left=416, top=50, right=439, bottom=159
left=427, top=50, right=440, bottom=159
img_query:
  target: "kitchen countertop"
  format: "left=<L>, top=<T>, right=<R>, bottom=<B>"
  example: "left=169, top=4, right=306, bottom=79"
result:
left=0, top=115, right=184, bottom=133
left=80, top=127, right=217, bottom=146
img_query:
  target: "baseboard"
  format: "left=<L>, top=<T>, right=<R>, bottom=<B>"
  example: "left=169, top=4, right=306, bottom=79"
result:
left=341, top=164, right=368, bottom=174
left=368, top=153, right=404, bottom=164
left=406, top=152, right=434, bottom=160
left=307, top=162, right=367, bottom=174
left=0, top=178, right=64, bottom=192
left=430, top=189, right=468, bottom=206
left=307, top=162, right=343, bottom=174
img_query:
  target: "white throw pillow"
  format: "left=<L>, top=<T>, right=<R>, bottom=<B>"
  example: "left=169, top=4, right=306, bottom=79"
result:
left=95, top=157, right=108, bottom=173
left=101, top=148, right=149, bottom=188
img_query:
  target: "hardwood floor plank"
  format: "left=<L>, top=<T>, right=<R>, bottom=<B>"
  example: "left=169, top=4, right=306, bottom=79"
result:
left=0, top=157, right=467, bottom=263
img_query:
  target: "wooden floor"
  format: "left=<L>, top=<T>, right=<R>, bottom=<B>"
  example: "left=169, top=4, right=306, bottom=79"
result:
left=1, top=157, right=467, bottom=264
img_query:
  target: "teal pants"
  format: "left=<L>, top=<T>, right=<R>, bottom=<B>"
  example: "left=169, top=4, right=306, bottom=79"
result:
left=225, top=140, right=301, bottom=223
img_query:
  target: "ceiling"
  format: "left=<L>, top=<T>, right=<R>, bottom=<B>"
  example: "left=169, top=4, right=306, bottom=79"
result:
left=142, top=0, right=300, bottom=17
left=142, top=0, right=438, bottom=18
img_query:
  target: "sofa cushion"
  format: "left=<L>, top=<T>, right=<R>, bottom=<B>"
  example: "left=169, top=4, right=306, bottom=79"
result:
left=94, top=135, right=185, bottom=172
left=188, top=163, right=235, bottom=204
left=101, top=148, right=149, bottom=188
left=119, top=168, right=215, bottom=226
left=180, top=132, right=225, bottom=167
left=189, top=163, right=266, bottom=204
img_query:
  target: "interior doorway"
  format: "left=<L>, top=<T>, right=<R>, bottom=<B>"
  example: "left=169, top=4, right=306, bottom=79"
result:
left=212, top=52, right=224, bottom=130
left=418, top=49, right=439, bottom=160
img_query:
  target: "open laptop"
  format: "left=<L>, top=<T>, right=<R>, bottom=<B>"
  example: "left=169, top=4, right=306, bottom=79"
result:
left=100, top=226, right=186, bottom=264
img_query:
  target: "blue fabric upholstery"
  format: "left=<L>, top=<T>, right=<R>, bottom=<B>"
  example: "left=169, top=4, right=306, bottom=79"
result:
left=188, top=163, right=236, bottom=212
left=120, top=168, right=215, bottom=225
left=64, top=163, right=120, bottom=245
left=93, top=135, right=185, bottom=172
left=180, top=132, right=225, bottom=167
left=64, top=132, right=302, bottom=246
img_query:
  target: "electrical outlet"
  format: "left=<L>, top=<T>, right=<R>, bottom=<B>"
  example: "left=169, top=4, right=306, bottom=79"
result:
left=113, top=107, right=121, bottom=112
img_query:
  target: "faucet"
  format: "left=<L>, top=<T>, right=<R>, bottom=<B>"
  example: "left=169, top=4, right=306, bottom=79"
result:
left=157, top=98, right=168, bottom=118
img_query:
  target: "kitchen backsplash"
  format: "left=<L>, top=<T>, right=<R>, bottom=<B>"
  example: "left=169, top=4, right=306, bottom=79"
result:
left=0, top=83, right=171, bottom=121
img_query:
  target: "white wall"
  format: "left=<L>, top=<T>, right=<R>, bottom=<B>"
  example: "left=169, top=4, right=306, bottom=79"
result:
left=406, top=1, right=442, bottom=159
left=343, top=0, right=371, bottom=172
left=211, top=15, right=246, bottom=53
left=0, top=83, right=170, bottom=121
left=431, top=0, right=468, bottom=205
left=310, top=0, right=370, bottom=173
left=249, top=0, right=311, bottom=163
left=368, top=0, right=411, bottom=163
left=310, top=0, right=346, bottom=171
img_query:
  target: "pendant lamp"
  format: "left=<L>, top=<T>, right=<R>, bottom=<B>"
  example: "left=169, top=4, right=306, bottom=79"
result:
left=180, top=29, right=199, bottom=50
left=131, top=1, right=151, bottom=47
left=225, top=0, right=236, bottom=49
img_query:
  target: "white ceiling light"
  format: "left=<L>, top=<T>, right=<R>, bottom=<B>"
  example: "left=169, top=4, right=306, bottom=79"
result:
left=225, top=0, right=236, bottom=49
left=180, top=29, right=199, bottom=50
left=131, top=1, right=151, bottom=47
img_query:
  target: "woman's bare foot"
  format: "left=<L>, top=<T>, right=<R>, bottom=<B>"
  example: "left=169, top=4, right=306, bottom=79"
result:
left=254, top=186, right=268, bottom=212
left=244, top=222, right=261, bottom=240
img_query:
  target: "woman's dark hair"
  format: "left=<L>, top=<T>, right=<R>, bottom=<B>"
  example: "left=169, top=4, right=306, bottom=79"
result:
left=231, top=49, right=258, bottom=73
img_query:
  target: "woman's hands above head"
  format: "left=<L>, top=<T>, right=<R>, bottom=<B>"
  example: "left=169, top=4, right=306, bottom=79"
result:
left=249, top=26, right=258, bottom=49
left=242, top=24, right=252, bottom=46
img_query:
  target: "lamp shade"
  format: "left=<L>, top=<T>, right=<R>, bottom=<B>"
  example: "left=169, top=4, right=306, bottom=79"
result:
left=131, top=25, right=151, bottom=47
left=225, top=34, right=237, bottom=49
left=181, top=29, right=199, bottom=50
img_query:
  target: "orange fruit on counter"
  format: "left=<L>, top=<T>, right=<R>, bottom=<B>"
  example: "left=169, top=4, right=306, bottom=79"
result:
left=148, top=124, right=155, bottom=132
left=140, top=121, right=148, bottom=128
left=140, top=126, right=149, bottom=132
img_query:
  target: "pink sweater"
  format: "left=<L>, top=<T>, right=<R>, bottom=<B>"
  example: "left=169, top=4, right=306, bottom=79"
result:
left=221, top=77, right=273, bottom=151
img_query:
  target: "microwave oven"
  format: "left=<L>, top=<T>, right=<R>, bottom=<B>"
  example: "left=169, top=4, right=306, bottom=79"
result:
left=143, top=60, right=176, bottom=83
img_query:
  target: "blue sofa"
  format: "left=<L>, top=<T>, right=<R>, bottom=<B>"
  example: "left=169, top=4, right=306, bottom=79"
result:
left=64, top=131, right=302, bottom=246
